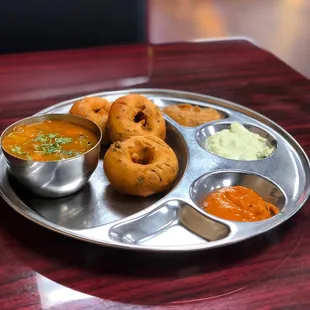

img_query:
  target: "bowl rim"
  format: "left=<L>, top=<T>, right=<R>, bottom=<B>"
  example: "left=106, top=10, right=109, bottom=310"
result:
left=0, top=113, right=103, bottom=163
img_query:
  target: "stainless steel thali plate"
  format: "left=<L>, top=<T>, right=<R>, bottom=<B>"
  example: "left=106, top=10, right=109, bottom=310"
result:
left=0, top=88, right=309, bottom=252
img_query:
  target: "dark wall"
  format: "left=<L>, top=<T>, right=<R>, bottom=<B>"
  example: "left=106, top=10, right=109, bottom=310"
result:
left=0, top=0, right=147, bottom=54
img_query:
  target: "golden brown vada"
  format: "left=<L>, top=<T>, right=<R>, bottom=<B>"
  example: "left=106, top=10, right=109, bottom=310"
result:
left=104, top=135, right=179, bottom=197
left=163, top=104, right=222, bottom=127
left=69, top=96, right=111, bottom=144
left=107, top=94, right=166, bottom=142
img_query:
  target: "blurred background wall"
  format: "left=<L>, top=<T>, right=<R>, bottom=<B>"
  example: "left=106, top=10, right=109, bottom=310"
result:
left=0, top=0, right=309, bottom=78
left=0, top=0, right=147, bottom=54
left=149, top=0, right=310, bottom=78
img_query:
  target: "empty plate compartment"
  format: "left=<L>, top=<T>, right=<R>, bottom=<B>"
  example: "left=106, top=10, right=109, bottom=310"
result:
left=109, top=200, right=230, bottom=246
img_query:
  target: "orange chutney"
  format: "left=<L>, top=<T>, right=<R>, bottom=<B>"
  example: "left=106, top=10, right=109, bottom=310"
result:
left=203, top=186, right=280, bottom=222
left=2, top=120, right=98, bottom=161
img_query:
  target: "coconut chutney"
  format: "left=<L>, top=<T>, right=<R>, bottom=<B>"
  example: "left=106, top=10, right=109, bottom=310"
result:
left=205, top=122, right=274, bottom=160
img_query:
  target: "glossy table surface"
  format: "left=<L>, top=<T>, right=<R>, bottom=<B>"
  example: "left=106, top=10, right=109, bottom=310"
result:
left=0, top=39, right=310, bottom=309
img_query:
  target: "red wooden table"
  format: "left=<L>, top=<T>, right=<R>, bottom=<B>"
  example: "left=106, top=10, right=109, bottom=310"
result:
left=0, top=39, right=310, bottom=310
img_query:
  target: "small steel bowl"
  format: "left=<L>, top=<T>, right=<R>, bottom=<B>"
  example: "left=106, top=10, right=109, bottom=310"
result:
left=0, top=114, right=102, bottom=198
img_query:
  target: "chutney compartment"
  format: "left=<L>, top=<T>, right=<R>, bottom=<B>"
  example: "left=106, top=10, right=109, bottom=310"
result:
left=196, top=122, right=277, bottom=160
left=190, top=170, right=286, bottom=222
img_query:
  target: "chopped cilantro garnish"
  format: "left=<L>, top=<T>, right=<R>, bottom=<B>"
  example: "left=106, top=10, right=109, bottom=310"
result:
left=47, top=144, right=61, bottom=154
left=32, top=133, right=73, bottom=155
left=11, top=146, right=31, bottom=159
left=62, top=150, right=79, bottom=157
left=34, top=133, right=47, bottom=143
left=12, top=147, right=20, bottom=152
left=7, top=126, right=94, bottom=161
left=11, top=146, right=27, bottom=155
left=22, top=132, right=88, bottom=159
left=47, top=133, right=58, bottom=139
left=33, top=134, right=72, bottom=146
left=55, top=137, right=73, bottom=144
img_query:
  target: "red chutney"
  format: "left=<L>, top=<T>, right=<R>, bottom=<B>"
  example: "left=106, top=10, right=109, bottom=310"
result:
left=203, top=186, right=280, bottom=222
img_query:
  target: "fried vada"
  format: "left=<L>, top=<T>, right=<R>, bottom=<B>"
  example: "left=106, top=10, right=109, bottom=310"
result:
left=163, top=104, right=222, bottom=127
left=107, top=94, right=166, bottom=142
left=104, top=135, right=179, bottom=197
left=69, top=96, right=111, bottom=144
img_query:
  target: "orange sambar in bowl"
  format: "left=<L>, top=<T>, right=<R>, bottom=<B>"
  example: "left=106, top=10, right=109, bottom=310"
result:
left=2, top=120, right=98, bottom=161
left=203, top=186, right=280, bottom=222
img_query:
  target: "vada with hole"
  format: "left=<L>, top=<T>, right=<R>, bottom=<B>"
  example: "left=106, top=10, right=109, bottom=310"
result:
left=69, top=96, right=111, bottom=144
left=107, top=94, right=166, bottom=142
left=104, top=135, right=179, bottom=197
